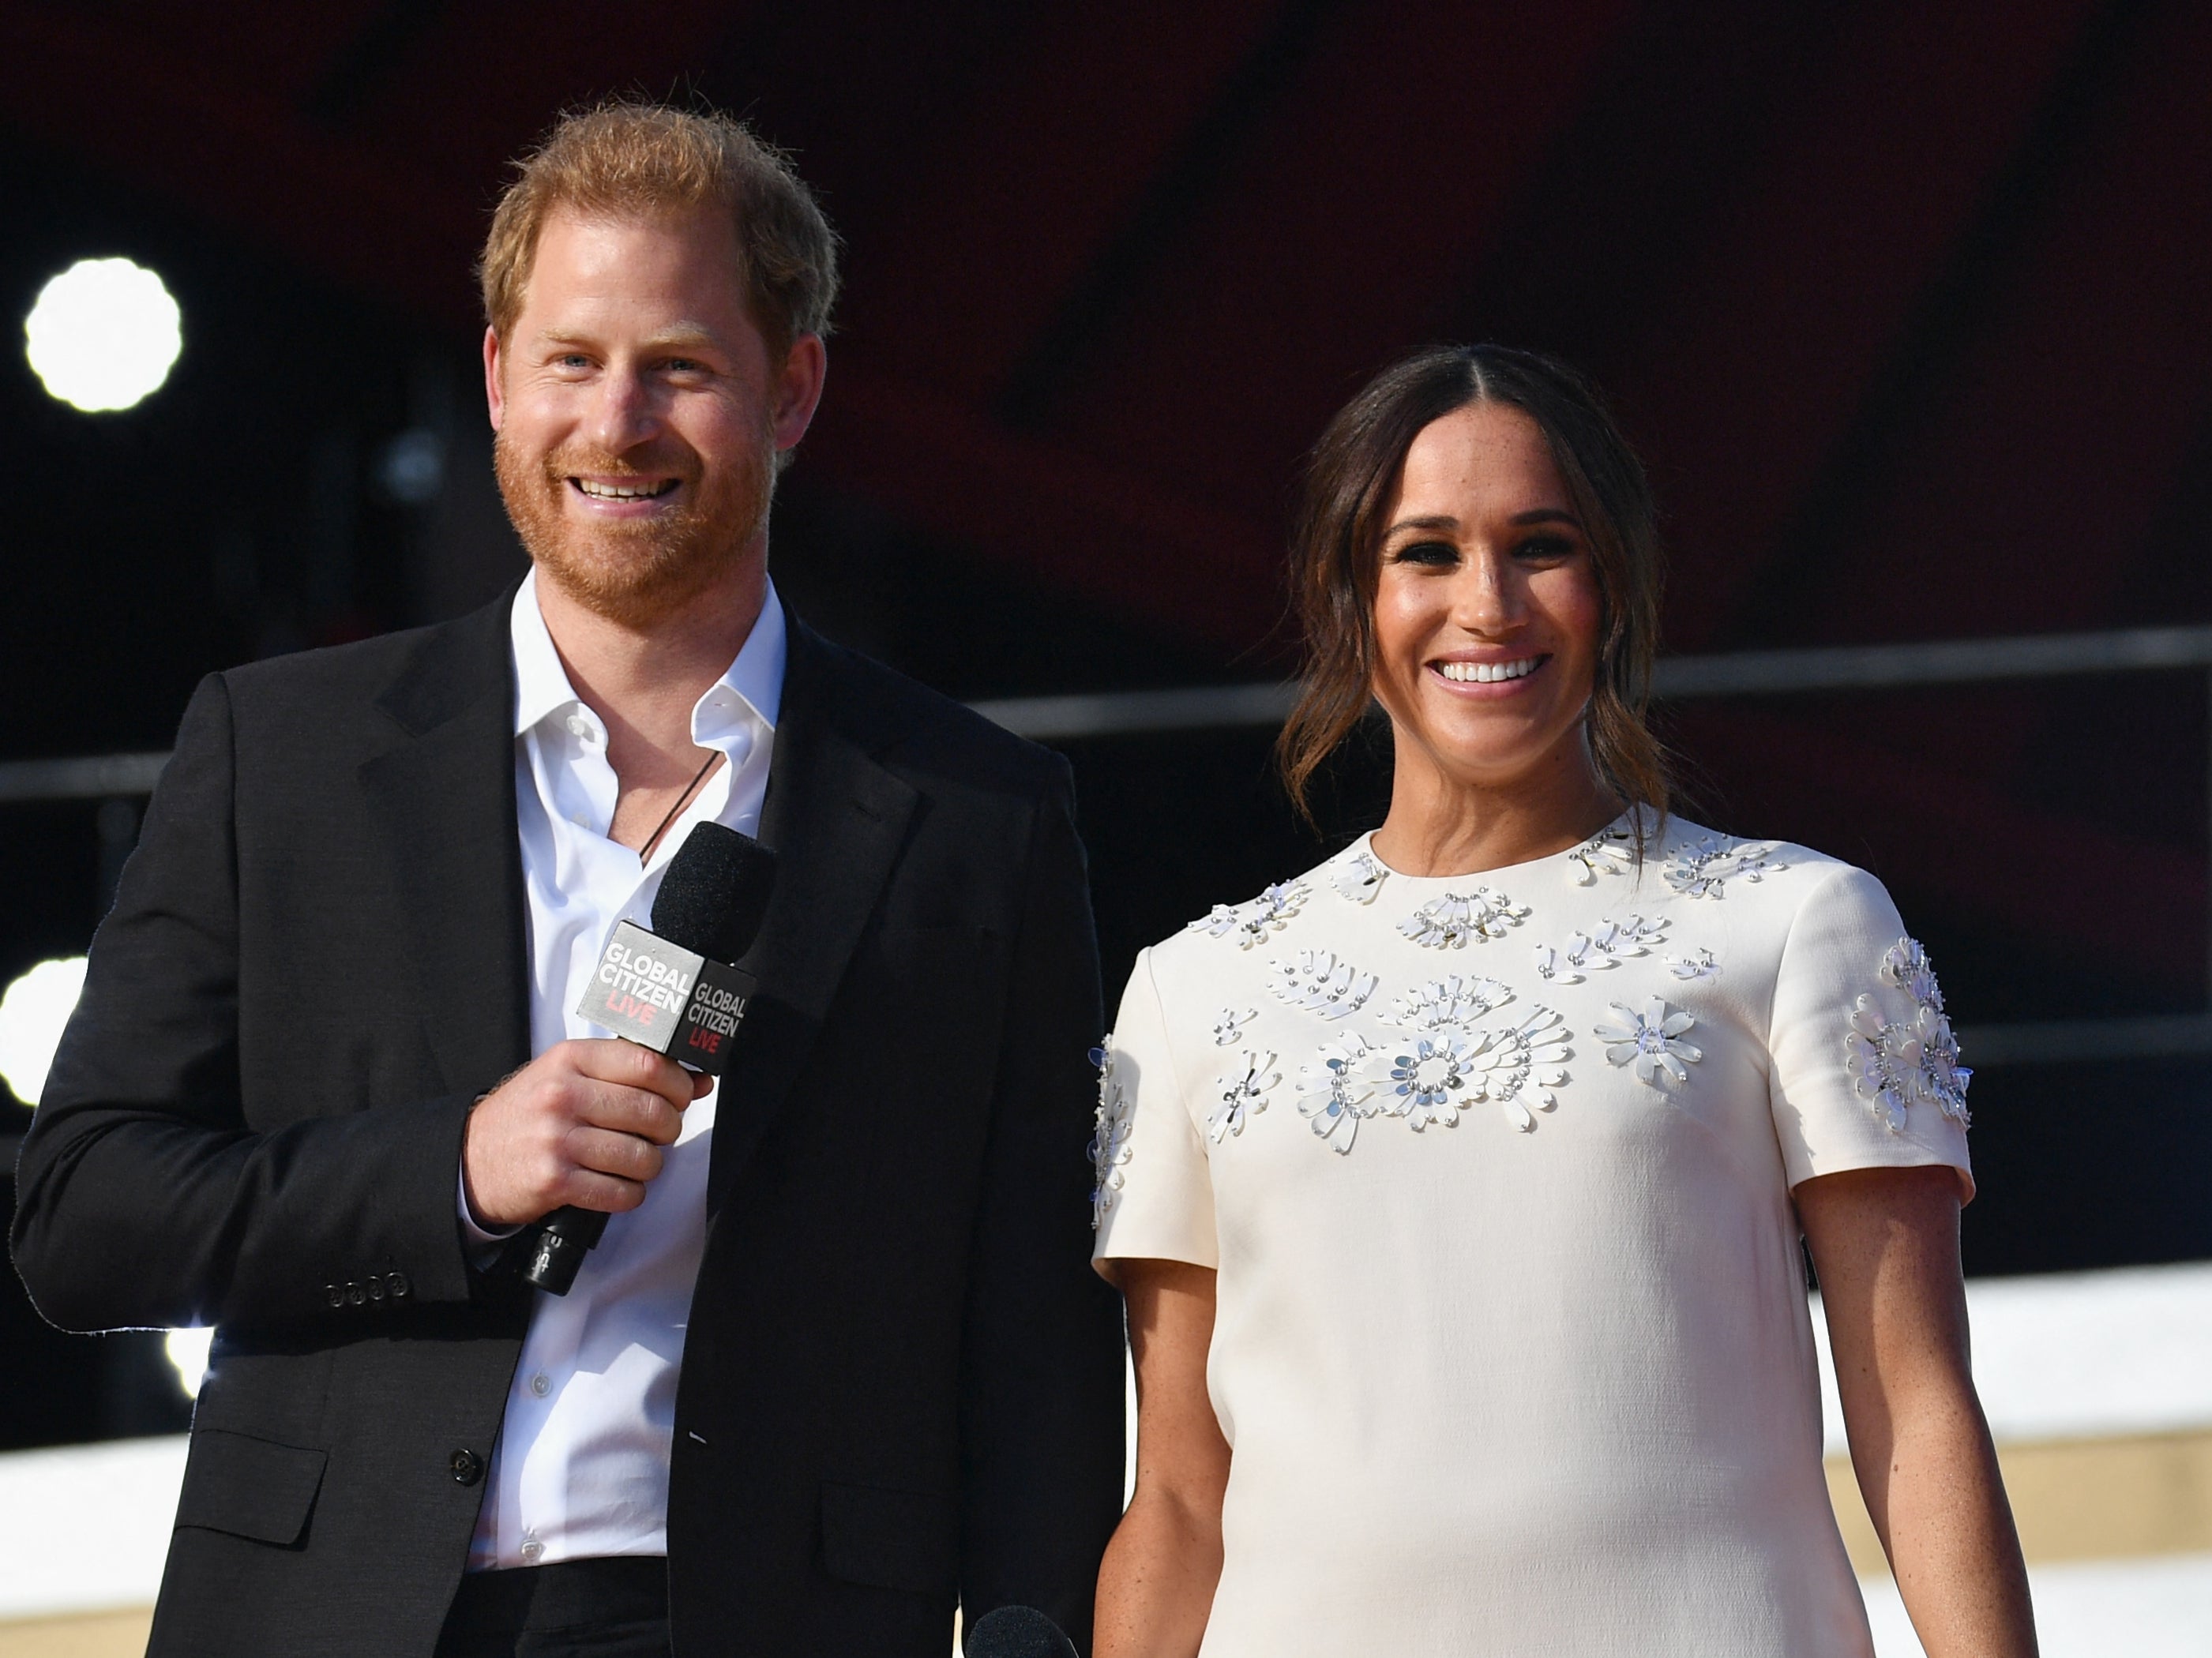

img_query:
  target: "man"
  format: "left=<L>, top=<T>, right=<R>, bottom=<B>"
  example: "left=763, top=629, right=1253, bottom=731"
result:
left=13, top=103, right=1124, bottom=1656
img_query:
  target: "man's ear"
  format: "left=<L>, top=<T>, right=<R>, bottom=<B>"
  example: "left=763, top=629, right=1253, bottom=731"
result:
left=772, top=333, right=828, bottom=456
left=483, top=326, right=505, bottom=433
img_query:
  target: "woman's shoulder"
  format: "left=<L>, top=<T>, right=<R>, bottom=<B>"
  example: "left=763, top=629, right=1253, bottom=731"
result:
left=1643, top=816, right=1877, bottom=909
left=1144, top=839, right=1375, bottom=962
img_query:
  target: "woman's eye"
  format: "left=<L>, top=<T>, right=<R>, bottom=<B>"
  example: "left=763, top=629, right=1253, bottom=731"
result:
left=1515, top=534, right=1577, bottom=561
left=1393, top=540, right=1459, bottom=567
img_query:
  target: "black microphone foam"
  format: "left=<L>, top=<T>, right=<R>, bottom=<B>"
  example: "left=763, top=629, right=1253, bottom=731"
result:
left=652, top=821, right=776, bottom=966
left=963, top=1606, right=1079, bottom=1658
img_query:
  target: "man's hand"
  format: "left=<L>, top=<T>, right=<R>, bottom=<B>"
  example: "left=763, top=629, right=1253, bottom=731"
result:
left=462, top=1040, right=712, bottom=1228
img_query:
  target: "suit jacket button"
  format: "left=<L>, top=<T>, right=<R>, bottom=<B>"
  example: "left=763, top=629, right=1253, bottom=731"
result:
left=449, top=1449, right=484, bottom=1486
left=388, top=1272, right=411, bottom=1299
left=346, top=1281, right=366, bottom=1305
left=367, top=1276, right=386, bottom=1301
left=325, top=1284, right=344, bottom=1307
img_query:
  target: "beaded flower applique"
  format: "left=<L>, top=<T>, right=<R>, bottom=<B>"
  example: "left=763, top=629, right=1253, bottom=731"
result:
left=1565, top=825, right=1637, bottom=886
left=1087, top=1039, right=1132, bottom=1228
left=1666, top=948, right=1721, bottom=982
left=1594, top=996, right=1703, bottom=1090
left=1211, top=1007, right=1256, bottom=1046
left=1531, top=914, right=1669, bottom=985
left=1269, top=950, right=1378, bottom=1022
left=1188, top=880, right=1309, bottom=949
left=1663, top=836, right=1784, bottom=900
left=1210, top=1051, right=1279, bottom=1141
left=1380, top=1010, right=1572, bottom=1132
left=1384, top=974, right=1514, bottom=1031
left=1397, top=887, right=1530, bottom=949
left=1296, top=1033, right=1381, bottom=1154
left=1331, top=846, right=1388, bottom=905
left=1846, top=937, right=1972, bottom=1132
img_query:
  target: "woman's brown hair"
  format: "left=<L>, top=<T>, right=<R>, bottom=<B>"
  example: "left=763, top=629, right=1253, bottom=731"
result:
left=1277, top=344, right=1673, bottom=855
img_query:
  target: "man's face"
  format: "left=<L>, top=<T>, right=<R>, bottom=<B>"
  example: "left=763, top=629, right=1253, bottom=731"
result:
left=485, top=205, right=818, bottom=629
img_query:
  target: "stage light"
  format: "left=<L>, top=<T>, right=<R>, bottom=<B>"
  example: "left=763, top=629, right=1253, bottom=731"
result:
left=0, top=955, right=88, bottom=1105
left=24, top=257, right=183, bottom=413
left=165, top=1327, right=212, bottom=1398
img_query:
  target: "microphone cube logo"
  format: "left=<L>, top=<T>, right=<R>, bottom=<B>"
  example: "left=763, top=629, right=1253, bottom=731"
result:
left=581, top=921, right=703, bottom=1050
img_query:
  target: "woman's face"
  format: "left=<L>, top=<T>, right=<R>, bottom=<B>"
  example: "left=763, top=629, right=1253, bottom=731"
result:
left=1369, top=400, right=1605, bottom=796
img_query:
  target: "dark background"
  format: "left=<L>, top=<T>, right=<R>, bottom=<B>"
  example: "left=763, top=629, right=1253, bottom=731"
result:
left=4, top=0, right=2210, bottom=1447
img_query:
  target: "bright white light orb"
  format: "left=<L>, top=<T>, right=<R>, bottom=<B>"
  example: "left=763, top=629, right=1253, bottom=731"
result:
left=24, top=257, right=183, bottom=413
left=166, top=1327, right=214, bottom=1398
left=0, top=955, right=88, bottom=1105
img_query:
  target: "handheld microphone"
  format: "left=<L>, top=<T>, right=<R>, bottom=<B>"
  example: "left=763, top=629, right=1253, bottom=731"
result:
left=963, top=1606, right=1080, bottom=1658
left=521, top=822, right=777, bottom=1295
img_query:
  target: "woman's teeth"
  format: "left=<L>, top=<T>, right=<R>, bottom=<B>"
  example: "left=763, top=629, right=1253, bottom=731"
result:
left=1438, top=658, right=1540, bottom=684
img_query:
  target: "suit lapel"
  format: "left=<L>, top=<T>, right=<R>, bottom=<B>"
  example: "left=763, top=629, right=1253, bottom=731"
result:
left=707, top=621, right=917, bottom=1211
left=358, top=597, right=532, bottom=1097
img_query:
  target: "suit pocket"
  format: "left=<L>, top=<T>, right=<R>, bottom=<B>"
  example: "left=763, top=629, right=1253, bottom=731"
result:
left=174, top=1427, right=328, bottom=1547
left=818, top=1480, right=955, bottom=1597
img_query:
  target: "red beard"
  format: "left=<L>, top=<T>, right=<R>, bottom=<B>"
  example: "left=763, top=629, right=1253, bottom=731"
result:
left=494, top=423, right=776, bottom=630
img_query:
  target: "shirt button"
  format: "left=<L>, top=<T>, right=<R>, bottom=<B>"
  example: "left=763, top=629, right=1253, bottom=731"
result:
left=520, top=1535, right=543, bottom=1564
left=449, top=1449, right=484, bottom=1486
left=564, top=713, right=592, bottom=740
left=528, top=1373, right=551, bottom=1398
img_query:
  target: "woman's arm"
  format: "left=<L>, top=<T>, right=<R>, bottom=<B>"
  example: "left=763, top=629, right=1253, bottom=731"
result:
left=1094, top=1259, right=1230, bottom=1658
left=1797, top=1165, right=2037, bottom=1658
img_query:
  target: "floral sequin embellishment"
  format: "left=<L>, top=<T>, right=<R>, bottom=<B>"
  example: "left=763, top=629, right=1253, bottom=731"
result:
left=1269, top=950, right=1378, bottom=1022
left=1397, top=887, right=1529, bottom=949
left=1846, top=937, right=1972, bottom=1132
left=1189, top=880, right=1310, bottom=949
left=1087, top=1039, right=1132, bottom=1228
left=1331, top=846, right=1388, bottom=905
left=1532, top=914, right=1668, bottom=985
left=1662, top=836, right=1783, bottom=899
left=1666, top=949, right=1721, bottom=982
left=1566, top=825, right=1637, bottom=886
left=1295, top=1033, right=1381, bottom=1153
left=1460, top=1007, right=1573, bottom=1131
left=1211, top=1007, right=1256, bottom=1046
left=1384, top=1035, right=1480, bottom=1130
left=1594, top=996, right=1703, bottom=1090
left=1210, top=1051, right=1279, bottom=1142
left=1384, top=975, right=1513, bottom=1031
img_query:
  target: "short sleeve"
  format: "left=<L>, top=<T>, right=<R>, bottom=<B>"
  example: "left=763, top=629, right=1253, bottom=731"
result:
left=1091, top=947, right=1219, bottom=1272
left=1766, top=865, right=1974, bottom=1199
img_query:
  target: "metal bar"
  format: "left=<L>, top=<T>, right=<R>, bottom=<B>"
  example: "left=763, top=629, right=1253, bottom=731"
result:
left=1958, top=1013, right=2212, bottom=1067
left=0, top=752, right=171, bottom=804
left=1649, top=623, right=2212, bottom=700
left=9, top=625, right=2212, bottom=781
left=969, top=681, right=1298, bottom=741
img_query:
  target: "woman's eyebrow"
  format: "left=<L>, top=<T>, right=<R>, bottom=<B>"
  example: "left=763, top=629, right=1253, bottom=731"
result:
left=1382, top=514, right=1461, bottom=538
left=1509, top=507, right=1584, bottom=528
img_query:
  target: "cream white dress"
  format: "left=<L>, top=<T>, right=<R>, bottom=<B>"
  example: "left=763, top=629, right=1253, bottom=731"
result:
left=1091, top=816, right=1974, bottom=1657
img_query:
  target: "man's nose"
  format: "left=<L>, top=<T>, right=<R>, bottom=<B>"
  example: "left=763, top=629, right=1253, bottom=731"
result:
left=584, top=366, right=660, bottom=452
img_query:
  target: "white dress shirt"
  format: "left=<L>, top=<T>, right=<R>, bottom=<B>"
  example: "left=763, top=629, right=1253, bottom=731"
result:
left=464, top=568, right=786, bottom=1571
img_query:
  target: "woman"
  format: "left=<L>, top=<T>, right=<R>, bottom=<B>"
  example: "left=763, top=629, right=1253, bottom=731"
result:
left=1088, top=346, right=2036, bottom=1656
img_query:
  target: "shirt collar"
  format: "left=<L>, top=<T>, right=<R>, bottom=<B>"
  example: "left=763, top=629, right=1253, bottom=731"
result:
left=509, top=568, right=787, bottom=744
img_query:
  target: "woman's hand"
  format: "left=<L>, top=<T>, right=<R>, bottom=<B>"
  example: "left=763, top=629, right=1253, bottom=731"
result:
left=1094, top=1259, right=1230, bottom=1658
left=1798, top=1165, right=2037, bottom=1657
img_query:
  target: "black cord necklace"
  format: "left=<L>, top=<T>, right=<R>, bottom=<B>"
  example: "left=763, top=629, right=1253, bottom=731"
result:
left=638, top=749, right=721, bottom=865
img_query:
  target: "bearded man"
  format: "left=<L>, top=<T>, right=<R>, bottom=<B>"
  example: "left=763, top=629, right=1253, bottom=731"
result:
left=13, top=103, right=1125, bottom=1658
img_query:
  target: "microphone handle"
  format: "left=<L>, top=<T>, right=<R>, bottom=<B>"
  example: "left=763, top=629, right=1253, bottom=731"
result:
left=521, top=1205, right=610, bottom=1294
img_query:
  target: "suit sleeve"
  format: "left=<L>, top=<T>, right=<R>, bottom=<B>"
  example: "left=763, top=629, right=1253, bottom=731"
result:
left=9, top=673, right=486, bottom=1334
left=956, top=764, right=1126, bottom=1652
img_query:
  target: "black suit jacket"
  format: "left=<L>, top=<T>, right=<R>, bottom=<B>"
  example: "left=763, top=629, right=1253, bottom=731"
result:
left=11, top=593, right=1125, bottom=1656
